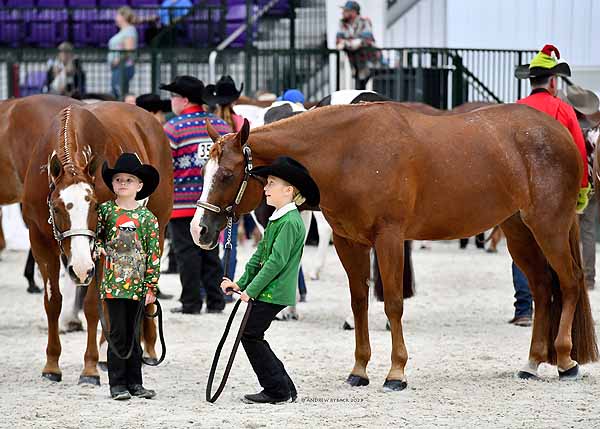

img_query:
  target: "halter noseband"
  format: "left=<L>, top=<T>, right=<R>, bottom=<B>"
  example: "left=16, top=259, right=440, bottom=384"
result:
left=195, top=145, right=257, bottom=223
left=47, top=182, right=96, bottom=254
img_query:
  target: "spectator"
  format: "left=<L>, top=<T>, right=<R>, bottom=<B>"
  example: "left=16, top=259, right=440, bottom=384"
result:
left=108, top=6, right=138, bottom=99
left=44, top=42, right=85, bottom=98
left=558, top=85, right=600, bottom=290
left=335, top=1, right=378, bottom=90
left=161, top=76, right=232, bottom=314
left=135, top=93, right=172, bottom=125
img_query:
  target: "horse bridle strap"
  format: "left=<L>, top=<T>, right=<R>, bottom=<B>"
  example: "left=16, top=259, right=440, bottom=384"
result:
left=47, top=186, right=96, bottom=245
left=196, top=145, right=256, bottom=221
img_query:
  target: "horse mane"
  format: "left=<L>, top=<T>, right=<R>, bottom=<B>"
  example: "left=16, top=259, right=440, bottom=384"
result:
left=57, top=105, right=92, bottom=176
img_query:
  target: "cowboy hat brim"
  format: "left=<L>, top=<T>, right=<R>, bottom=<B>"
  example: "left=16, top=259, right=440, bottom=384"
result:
left=515, top=62, right=571, bottom=80
left=101, top=161, right=160, bottom=200
left=203, top=82, right=244, bottom=106
left=252, top=162, right=320, bottom=207
left=160, top=82, right=206, bottom=105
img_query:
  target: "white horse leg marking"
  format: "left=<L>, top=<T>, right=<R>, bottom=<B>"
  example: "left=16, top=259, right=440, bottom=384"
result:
left=45, top=278, right=51, bottom=301
left=311, top=211, right=332, bottom=280
left=59, top=263, right=82, bottom=331
left=59, top=183, right=94, bottom=283
left=191, top=158, right=219, bottom=246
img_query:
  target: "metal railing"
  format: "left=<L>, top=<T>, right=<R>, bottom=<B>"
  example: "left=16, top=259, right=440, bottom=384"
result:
left=0, top=47, right=336, bottom=101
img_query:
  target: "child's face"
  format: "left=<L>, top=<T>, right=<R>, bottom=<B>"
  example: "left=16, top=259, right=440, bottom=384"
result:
left=264, top=176, right=294, bottom=209
left=112, top=173, right=142, bottom=200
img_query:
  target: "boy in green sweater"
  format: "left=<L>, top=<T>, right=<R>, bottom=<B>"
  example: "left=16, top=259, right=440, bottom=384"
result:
left=221, top=156, right=320, bottom=404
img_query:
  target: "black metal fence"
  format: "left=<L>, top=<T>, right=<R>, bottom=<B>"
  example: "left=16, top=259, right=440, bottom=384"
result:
left=0, top=47, right=336, bottom=101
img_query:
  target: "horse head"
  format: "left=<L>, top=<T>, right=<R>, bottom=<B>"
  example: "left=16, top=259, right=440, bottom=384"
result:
left=47, top=105, right=102, bottom=285
left=190, top=119, right=264, bottom=249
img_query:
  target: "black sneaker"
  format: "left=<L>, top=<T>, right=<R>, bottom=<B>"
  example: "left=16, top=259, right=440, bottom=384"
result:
left=110, top=385, right=131, bottom=401
left=128, top=384, right=156, bottom=399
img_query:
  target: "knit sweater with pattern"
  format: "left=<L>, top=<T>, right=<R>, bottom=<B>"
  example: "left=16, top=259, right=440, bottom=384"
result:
left=163, top=105, right=232, bottom=218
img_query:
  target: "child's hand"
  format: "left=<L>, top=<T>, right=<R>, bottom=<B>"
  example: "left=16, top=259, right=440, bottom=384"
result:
left=93, top=247, right=106, bottom=260
left=221, top=278, right=239, bottom=294
left=145, top=292, right=156, bottom=306
left=240, top=291, right=251, bottom=302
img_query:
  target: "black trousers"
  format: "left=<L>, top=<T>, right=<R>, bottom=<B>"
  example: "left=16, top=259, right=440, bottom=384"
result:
left=170, top=217, right=225, bottom=311
left=106, top=299, right=143, bottom=388
left=241, top=300, right=295, bottom=399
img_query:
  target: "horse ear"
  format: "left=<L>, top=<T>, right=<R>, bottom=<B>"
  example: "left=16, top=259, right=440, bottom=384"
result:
left=239, top=118, right=250, bottom=146
left=206, top=120, right=221, bottom=143
left=87, top=155, right=101, bottom=178
left=49, top=153, right=62, bottom=182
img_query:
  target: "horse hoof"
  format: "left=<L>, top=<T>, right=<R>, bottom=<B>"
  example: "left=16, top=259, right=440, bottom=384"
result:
left=385, top=320, right=391, bottom=331
left=27, top=283, right=43, bottom=294
left=98, top=362, right=108, bottom=372
left=559, top=364, right=581, bottom=381
left=143, top=357, right=158, bottom=366
left=78, top=375, right=101, bottom=386
left=383, top=379, right=407, bottom=392
left=346, top=374, right=369, bottom=387
left=486, top=248, right=498, bottom=254
left=517, top=370, right=541, bottom=381
left=42, top=372, right=62, bottom=382
left=342, top=321, right=354, bottom=331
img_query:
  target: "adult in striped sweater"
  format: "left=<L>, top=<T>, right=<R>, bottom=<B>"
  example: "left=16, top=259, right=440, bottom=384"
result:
left=161, top=76, right=232, bottom=314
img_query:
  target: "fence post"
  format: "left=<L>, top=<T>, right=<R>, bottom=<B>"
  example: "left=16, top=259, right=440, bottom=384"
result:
left=516, top=51, right=522, bottom=100
left=7, top=55, right=16, bottom=98
left=151, top=49, right=160, bottom=94
left=289, top=0, right=296, bottom=89
left=244, top=0, right=253, bottom=96
left=452, top=54, right=465, bottom=107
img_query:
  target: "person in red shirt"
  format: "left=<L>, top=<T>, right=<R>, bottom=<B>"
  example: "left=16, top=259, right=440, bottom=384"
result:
left=508, top=44, right=591, bottom=327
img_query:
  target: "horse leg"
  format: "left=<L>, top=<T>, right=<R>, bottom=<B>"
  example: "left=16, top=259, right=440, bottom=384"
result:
left=374, top=230, right=408, bottom=391
left=526, top=216, right=598, bottom=378
left=332, top=233, right=371, bottom=386
left=501, top=214, right=553, bottom=379
left=79, top=282, right=100, bottom=385
left=142, top=308, right=158, bottom=364
left=59, top=263, right=83, bottom=333
left=32, top=233, right=63, bottom=382
left=310, top=211, right=332, bottom=280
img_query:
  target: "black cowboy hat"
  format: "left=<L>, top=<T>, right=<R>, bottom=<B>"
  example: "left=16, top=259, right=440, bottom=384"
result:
left=252, top=156, right=320, bottom=206
left=135, top=93, right=172, bottom=114
left=160, top=75, right=206, bottom=105
left=203, top=75, right=244, bottom=106
left=102, top=153, right=160, bottom=200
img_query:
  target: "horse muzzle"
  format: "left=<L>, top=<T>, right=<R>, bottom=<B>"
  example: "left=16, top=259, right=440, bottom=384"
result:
left=68, top=264, right=95, bottom=286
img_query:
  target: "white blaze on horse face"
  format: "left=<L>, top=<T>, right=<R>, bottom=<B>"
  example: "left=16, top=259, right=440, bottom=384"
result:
left=59, top=182, right=94, bottom=282
left=190, top=157, right=219, bottom=246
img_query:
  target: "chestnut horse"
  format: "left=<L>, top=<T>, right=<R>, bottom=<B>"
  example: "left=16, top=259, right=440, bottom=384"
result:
left=191, top=102, right=597, bottom=390
left=22, top=102, right=173, bottom=384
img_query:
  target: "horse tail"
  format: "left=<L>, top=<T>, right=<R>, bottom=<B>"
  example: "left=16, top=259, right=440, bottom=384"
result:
left=547, top=219, right=598, bottom=364
left=567, top=219, right=598, bottom=363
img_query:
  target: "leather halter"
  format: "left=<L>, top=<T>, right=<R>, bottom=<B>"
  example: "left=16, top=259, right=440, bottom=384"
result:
left=195, top=145, right=258, bottom=223
left=47, top=182, right=96, bottom=254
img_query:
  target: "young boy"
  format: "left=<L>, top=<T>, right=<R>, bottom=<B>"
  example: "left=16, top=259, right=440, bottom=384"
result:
left=221, top=156, right=320, bottom=404
left=95, top=152, right=161, bottom=400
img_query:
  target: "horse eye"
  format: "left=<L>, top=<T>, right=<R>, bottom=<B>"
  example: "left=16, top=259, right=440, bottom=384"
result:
left=66, top=203, right=73, bottom=210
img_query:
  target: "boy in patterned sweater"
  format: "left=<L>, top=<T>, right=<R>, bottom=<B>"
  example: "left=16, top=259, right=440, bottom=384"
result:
left=221, top=157, right=320, bottom=404
left=95, top=153, right=161, bottom=400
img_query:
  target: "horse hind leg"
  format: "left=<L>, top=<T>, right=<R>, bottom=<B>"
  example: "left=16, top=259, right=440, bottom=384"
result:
left=501, top=214, right=553, bottom=379
left=374, top=228, right=408, bottom=392
left=142, top=309, right=158, bottom=364
left=310, top=211, right=332, bottom=280
left=526, top=215, right=598, bottom=378
left=332, top=233, right=371, bottom=386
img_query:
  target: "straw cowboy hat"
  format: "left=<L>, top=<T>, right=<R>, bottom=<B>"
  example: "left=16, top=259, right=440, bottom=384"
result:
left=102, top=153, right=160, bottom=200
left=252, top=156, right=320, bottom=206
left=515, top=44, right=571, bottom=79
left=558, top=85, right=600, bottom=116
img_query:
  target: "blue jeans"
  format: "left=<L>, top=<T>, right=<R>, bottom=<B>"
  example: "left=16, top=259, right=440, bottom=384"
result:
left=512, top=262, right=532, bottom=318
left=111, top=64, right=135, bottom=99
left=298, top=266, right=306, bottom=297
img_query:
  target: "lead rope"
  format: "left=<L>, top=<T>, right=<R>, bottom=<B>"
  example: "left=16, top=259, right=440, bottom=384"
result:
left=206, top=217, right=254, bottom=403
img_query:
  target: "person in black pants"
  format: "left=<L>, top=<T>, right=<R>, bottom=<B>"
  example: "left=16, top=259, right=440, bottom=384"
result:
left=169, top=217, right=224, bottom=313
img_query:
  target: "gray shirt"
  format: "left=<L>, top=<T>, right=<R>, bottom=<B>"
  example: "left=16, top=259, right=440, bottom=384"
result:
left=107, top=26, right=138, bottom=67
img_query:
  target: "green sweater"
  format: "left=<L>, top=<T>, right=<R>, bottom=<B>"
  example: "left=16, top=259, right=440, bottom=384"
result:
left=237, top=208, right=306, bottom=306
